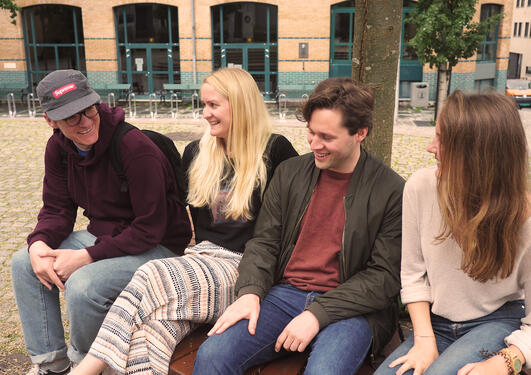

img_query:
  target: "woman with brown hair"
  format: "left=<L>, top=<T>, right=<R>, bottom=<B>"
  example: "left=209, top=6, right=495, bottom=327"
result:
left=376, top=90, right=530, bottom=375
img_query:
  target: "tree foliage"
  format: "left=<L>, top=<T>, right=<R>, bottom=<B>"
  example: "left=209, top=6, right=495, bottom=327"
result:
left=407, top=0, right=502, bottom=69
left=1, top=0, right=20, bottom=25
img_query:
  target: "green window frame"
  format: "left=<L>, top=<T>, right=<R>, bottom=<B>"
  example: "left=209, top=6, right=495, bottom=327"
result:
left=22, top=5, right=86, bottom=92
left=477, top=4, right=502, bottom=62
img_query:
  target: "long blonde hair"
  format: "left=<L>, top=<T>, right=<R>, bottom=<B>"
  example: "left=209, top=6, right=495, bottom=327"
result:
left=436, top=90, right=529, bottom=282
left=187, top=68, right=272, bottom=220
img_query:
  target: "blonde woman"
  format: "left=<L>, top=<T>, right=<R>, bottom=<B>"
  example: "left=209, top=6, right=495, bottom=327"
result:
left=70, top=68, right=297, bottom=375
left=376, top=90, right=530, bottom=375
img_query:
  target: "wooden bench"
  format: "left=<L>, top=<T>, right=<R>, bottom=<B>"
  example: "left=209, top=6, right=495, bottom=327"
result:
left=0, top=81, right=29, bottom=100
left=277, top=84, right=316, bottom=100
left=90, top=83, right=131, bottom=99
left=169, top=325, right=403, bottom=375
left=163, top=83, right=201, bottom=96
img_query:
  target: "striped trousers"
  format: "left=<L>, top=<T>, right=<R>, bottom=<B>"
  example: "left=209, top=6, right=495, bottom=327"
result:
left=89, top=241, right=242, bottom=375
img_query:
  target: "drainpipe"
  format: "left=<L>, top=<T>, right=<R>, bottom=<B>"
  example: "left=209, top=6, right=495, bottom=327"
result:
left=191, top=0, right=197, bottom=84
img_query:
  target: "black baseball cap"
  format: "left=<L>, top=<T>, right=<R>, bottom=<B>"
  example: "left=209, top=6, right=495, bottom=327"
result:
left=36, top=69, right=101, bottom=121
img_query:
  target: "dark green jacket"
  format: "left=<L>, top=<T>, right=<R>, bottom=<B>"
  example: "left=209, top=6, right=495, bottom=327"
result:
left=235, top=149, right=404, bottom=363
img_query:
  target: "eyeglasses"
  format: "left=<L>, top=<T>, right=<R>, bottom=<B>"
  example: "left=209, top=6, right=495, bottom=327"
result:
left=64, top=105, right=99, bottom=126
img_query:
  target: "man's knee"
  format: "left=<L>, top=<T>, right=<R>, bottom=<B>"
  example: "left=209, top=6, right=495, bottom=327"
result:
left=195, top=335, right=238, bottom=373
left=64, top=270, right=109, bottom=314
left=11, top=247, right=33, bottom=279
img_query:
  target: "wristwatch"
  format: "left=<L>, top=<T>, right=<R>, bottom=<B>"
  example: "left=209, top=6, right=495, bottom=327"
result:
left=498, top=348, right=523, bottom=375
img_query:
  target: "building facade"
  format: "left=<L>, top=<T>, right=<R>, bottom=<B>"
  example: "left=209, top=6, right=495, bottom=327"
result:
left=0, top=0, right=514, bottom=101
left=509, top=0, right=531, bottom=80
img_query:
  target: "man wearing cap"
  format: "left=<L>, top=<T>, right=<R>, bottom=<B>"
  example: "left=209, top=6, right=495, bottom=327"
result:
left=11, top=69, right=192, bottom=375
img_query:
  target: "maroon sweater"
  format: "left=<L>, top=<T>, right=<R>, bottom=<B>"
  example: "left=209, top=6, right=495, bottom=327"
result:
left=27, top=103, right=192, bottom=260
left=282, top=169, right=352, bottom=292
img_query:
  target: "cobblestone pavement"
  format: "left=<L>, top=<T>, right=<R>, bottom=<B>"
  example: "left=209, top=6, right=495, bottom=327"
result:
left=0, top=106, right=529, bottom=374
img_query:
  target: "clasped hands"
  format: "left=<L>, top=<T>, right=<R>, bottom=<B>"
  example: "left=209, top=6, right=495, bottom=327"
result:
left=207, top=293, right=320, bottom=352
left=28, top=240, right=93, bottom=291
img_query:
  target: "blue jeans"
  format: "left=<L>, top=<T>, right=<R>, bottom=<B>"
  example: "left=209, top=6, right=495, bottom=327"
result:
left=193, top=284, right=373, bottom=375
left=11, top=230, right=175, bottom=365
left=375, top=300, right=525, bottom=375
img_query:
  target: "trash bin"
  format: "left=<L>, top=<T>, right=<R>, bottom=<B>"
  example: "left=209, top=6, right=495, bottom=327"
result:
left=410, top=82, right=429, bottom=108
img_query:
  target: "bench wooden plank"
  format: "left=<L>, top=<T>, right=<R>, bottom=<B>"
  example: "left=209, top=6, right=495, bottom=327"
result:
left=169, top=325, right=404, bottom=375
left=105, top=83, right=131, bottom=91
left=163, top=83, right=201, bottom=91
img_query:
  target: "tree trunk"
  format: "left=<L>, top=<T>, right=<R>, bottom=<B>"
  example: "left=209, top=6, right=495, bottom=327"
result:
left=435, top=63, right=451, bottom=121
left=352, top=0, right=402, bottom=166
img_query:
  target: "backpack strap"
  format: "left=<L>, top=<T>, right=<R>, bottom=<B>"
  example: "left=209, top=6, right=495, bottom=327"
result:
left=109, top=121, right=137, bottom=193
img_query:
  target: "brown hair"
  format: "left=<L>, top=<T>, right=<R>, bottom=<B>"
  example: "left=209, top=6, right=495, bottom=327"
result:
left=436, top=90, right=529, bottom=282
left=298, top=78, right=374, bottom=135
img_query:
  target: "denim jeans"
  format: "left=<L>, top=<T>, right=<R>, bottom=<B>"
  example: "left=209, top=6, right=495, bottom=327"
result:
left=375, top=300, right=526, bottom=375
left=193, top=284, right=373, bottom=375
left=11, top=230, right=175, bottom=365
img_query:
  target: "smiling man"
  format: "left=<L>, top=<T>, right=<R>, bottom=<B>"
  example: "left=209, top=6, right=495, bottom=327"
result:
left=11, top=69, right=192, bottom=375
left=193, top=78, right=405, bottom=375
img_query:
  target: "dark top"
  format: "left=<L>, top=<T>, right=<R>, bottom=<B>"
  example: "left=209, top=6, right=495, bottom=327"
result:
left=182, top=134, right=298, bottom=253
left=27, top=103, right=192, bottom=260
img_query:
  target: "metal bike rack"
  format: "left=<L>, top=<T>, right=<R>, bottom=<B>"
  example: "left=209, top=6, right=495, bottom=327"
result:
left=192, top=91, right=200, bottom=119
left=7, top=93, right=16, bottom=118
left=170, top=93, right=179, bottom=119
left=149, top=93, right=158, bottom=119
left=278, top=93, right=287, bottom=120
left=128, top=93, right=136, bottom=119
left=107, top=92, right=116, bottom=107
left=27, top=93, right=36, bottom=118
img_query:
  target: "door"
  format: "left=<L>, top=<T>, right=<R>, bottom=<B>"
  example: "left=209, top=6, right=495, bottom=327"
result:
left=115, top=4, right=180, bottom=97
left=330, top=2, right=354, bottom=78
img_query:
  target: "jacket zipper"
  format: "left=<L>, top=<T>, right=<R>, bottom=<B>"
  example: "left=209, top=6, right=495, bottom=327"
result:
left=339, top=196, right=347, bottom=280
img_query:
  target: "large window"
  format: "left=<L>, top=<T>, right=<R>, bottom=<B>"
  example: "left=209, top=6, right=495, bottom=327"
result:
left=477, top=4, right=501, bottom=62
left=211, top=3, right=278, bottom=96
left=22, top=5, right=85, bottom=90
left=115, top=4, right=180, bottom=95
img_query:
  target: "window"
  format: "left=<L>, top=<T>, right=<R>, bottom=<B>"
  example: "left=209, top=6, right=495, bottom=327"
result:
left=22, top=5, right=85, bottom=90
left=519, top=22, right=522, bottom=36
left=526, top=22, right=530, bottom=37
left=477, top=4, right=502, bottom=62
left=514, top=22, right=518, bottom=36
left=211, top=3, right=278, bottom=95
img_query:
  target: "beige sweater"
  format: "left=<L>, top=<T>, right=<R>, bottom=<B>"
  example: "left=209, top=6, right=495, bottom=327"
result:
left=401, top=167, right=531, bottom=368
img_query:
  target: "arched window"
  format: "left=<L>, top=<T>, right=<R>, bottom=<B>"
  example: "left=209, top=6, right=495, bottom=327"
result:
left=211, top=2, right=278, bottom=96
left=22, top=5, right=85, bottom=90
left=114, top=4, right=180, bottom=95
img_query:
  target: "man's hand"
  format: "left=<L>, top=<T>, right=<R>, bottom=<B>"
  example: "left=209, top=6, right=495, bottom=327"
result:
left=208, top=294, right=260, bottom=336
left=52, top=249, right=93, bottom=281
left=275, top=310, right=319, bottom=353
left=28, top=241, right=65, bottom=291
left=388, top=336, right=439, bottom=375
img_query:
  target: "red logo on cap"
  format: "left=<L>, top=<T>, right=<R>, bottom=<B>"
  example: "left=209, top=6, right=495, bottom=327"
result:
left=53, top=83, right=77, bottom=98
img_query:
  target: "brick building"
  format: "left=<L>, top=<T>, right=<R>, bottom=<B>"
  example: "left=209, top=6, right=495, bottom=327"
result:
left=0, top=0, right=514, bottom=101
left=509, top=0, right=531, bottom=79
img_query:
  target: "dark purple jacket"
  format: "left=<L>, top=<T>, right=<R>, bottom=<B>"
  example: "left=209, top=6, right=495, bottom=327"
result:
left=27, top=103, right=192, bottom=260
